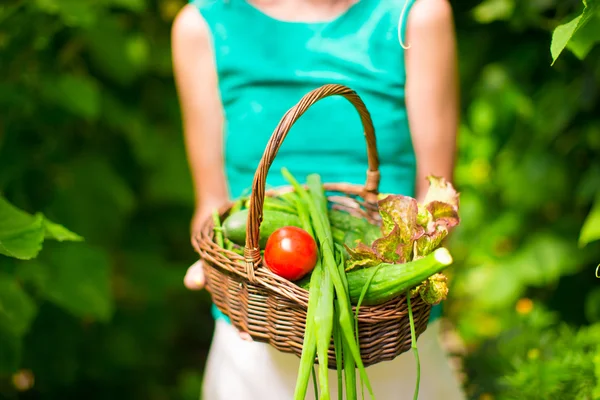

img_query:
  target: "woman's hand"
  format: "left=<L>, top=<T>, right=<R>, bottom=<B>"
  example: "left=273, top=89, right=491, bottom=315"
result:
left=185, top=208, right=253, bottom=342
left=184, top=260, right=206, bottom=290
left=186, top=206, right=212, bottom=292
left=182, top=259, right=252, bottom=342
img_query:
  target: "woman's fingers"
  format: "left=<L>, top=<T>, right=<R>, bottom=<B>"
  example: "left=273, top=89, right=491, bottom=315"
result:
left=184, top=260, right=206, bottom=290
left=239, top=331, right=253, bottom=342
left=185, top=259, right=252, bottom=342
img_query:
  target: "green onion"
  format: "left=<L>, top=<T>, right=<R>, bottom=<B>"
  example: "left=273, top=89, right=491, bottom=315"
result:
left=316, top=251, right=334, bottom=400
left=336, top=245, right=357, bottom=400
left=230, top=197, right=244, bottom=214
left=293, top=260, right=323, bottom=400
left=212, top=209, right=224, bottom=248
left=312, top=366, right=319, bottom=400
left=407, top=293, right=420, bottom=400
left=303, top=173, right=375, bottom=398
left=353, top=264, right=382, bottom=400
left=295, top=193, right=315, bottom=238
left=333, top=306, right=344, bottom=400
left=283, top=169, right=374, bottom=399
left=279, top=191, right=301, bottom=208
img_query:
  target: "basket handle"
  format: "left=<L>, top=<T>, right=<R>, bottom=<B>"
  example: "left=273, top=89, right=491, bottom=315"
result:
left=243, top=84, right=380, bottom=281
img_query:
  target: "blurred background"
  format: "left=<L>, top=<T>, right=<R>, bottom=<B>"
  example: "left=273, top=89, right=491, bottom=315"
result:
left=0, top=0, right=599, bottom=399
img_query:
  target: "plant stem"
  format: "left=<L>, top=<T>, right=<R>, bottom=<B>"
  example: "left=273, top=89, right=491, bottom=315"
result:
left=407, top=294, right=420, bottom=400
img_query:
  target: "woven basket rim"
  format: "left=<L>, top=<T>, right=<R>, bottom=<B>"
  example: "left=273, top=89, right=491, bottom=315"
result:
left=194, top=181, right=430, bottom=323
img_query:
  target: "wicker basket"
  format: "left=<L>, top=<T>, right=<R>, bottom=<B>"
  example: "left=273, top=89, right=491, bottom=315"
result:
left=193, top=84, right=432, bottom=369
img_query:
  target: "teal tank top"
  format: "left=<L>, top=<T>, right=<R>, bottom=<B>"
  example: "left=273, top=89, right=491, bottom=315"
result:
left=189, top=0, right=442, bottom=323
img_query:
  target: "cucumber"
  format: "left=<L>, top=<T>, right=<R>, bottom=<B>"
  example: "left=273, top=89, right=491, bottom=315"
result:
left=345, top=248, right=453, bottom=306
left=222, top=208, right=303, bottom=247
left=329, top=210, right=380, bottom=245
left=245, top=196, right=297, bottom=214
left=328, top=209, right=370, bottom=232
left=297, top=248, right=453, bottom=304
left=222, top=206, right=378, bottom=248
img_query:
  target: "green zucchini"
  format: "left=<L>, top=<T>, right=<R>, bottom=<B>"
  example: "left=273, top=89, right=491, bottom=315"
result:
left=345, top=248, right=453, bottom=306
left=329, top=210, right=381, bottom=245
left=328, top=209, right=372, bottom=232
left=245, top=196, right=297, bottom=214
left=222, top=206, right=379, bottom=249
left=222, top=208, right=303, bottom=247
left=297, top=248, right=453, bottom=305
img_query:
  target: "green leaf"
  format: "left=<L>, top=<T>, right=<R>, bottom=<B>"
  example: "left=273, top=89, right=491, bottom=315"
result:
left=371, top=225, right=407, bottom=263
left=579, top=195, right=600, bottom=247
left=567, top=12, right=600, bottom=59
left=43, top=218, right=84, bottom=242
left=416, top=225, right=448, bottom=257
left=0, top=197, right=45, bottom=260
left=551, top=14, right=582, bottom=64
left=39, top=243, right=114, bottom=322
left=422, top=176, right=460, bottom=210
left=344, top=243, right=381, bottom=271
left=426, top=201, right=460, bottom=229
left=0, top=197, right=83, bottom=260
left=378, top=195, right=419, bottom=241
left=0, top=273, right=37, bottom=336
left=551, top=0, right=600, bottom=64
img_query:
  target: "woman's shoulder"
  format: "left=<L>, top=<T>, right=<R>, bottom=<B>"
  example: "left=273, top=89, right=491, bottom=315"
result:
left=171, top=4, right=217, bottom=61
left=372, top=0, right=452, bottom=24
left=407, top=0, right=453, bottom=26
left=172, top=5, right=209, bottom=43
left=173, top=0, right=224, bottom=32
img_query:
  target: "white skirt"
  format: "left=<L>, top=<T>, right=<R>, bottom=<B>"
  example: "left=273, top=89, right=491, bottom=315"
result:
left=201, top=319, right=466, bottom=400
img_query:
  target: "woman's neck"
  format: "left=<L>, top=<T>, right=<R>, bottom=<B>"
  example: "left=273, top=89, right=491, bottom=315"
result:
left=246, top=0, right=359, bottom=23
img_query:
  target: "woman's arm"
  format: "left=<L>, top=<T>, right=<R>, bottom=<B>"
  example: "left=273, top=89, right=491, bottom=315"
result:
left=172, top=5, right=229, bottom=235
left=405, top=0, right=459, bottom=202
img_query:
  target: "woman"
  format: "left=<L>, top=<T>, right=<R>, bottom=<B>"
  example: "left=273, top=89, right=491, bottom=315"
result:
left=172, top=0, right=463, bottom=398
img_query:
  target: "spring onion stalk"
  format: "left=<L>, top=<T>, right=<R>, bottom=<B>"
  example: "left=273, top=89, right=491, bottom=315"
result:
left=335, top=245, right=357, bottom=400
left=212, top=210, right=224, bottom=247
left=353, top=264, right=382, bottom=400
left=316, top=252, right=335, bottom=400
left=286, top=173, right=333, bottom=399
left=354, top=265, right=383, bottom=340
left=406, top=294, right=420, bottom=400
left=230, top=198, right=244, bottom=215
left=304, top=173, right=375, bottom=398
left=295, top=194, right=315, bottom=238
left=283, top=169, right=374, bottom=399
left=293, top=260, right=323, bottom=400
left=333, top=307, right=344, bottom=400
left=312, top=366, right=319, bottom=400
left=279, top=190, right=301, bottom=208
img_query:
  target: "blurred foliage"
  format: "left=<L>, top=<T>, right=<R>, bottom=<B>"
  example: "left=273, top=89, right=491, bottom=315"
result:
left=463, top=304, right=600, bottom=400
left=0, top=0, right=213, bottom=399
left=0, top=0, right=599, bottom=399
left=447, top=0, right=600, bottom=398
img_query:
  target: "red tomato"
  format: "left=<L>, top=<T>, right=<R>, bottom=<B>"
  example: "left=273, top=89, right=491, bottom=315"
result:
left=264, top=226, right=318, bottom=281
